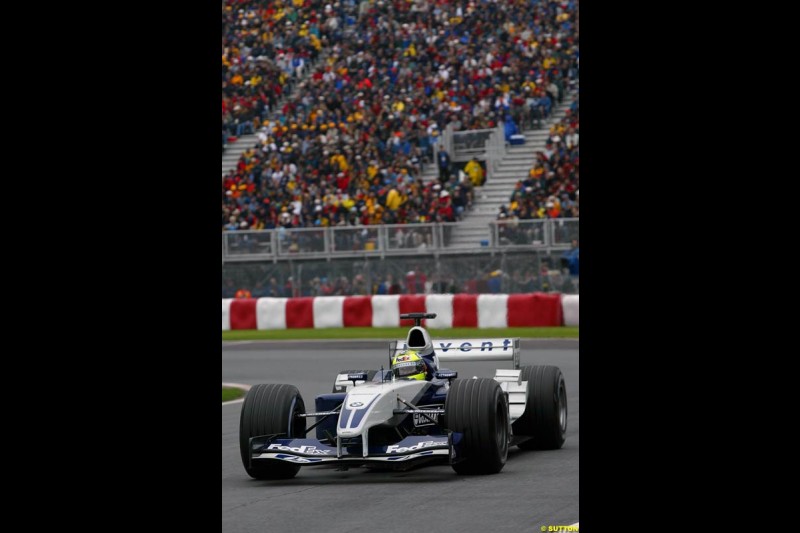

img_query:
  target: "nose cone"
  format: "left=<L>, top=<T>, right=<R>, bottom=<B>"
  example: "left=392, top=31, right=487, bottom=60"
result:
left=337, top=390, right=381, bottom=437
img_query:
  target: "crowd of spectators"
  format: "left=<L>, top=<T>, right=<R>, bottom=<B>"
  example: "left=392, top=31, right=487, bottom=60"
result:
left=222, top=0, right=352, bottom=146
left=497, top=95, right=578, bottom=244
left=223, top=0, right=580, bottom=231
left=223, top=265, right=575, bottom=298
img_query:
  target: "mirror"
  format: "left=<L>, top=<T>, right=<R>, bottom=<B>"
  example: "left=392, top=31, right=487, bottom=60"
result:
left=347, top=372, right=368, bottom=386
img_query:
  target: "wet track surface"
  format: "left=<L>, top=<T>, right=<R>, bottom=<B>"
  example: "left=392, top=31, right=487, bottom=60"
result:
left=222, top=339, right=578, bottom=533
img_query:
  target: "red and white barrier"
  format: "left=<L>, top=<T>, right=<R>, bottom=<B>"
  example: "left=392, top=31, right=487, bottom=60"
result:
left=425, top=294, right=454, bottom=329
left=222, top=299, right=232, bottom=331
left=561, top=294, right=579, bottom=326
left=222, top=293, right=574, bottom=330
left=230, top=298, right=257, bottom=330
left=508, top=293, right=564, bottom=326
left=256, top=297, right=287, bottom=330
left=343, top=296, right=372, bottom=327
left=477, top=294, right=509, bottom=328
left=371, top=295, right=400, bottom=327
left=452, top=294, right=478, bottom=327
left=286, top=297, right=314, bottom=328
left=398, top=295, right=427, bottom=326
left=313, top=296, right=345, bottom=328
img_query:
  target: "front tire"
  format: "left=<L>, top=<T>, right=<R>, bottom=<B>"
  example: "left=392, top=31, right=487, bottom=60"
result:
left=445, top=378, right=509, bottom=475
left=239, top=384, right=306, bottom=480
left=512, top=365, right=567, bottom=450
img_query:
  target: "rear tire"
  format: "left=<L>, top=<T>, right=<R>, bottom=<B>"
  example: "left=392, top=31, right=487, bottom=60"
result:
left=512, top=365, right=567, bottom=450
left=239, top=384, right=306, bottom=480
left=445, top=378, right=509, bottom=475
left=332, top=369, right=378, bottom=392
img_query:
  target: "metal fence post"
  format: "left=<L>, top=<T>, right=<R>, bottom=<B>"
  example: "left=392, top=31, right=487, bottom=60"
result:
left=268, top=230, right=275, bottom=257
left=324, top=227, right=331, bottom=254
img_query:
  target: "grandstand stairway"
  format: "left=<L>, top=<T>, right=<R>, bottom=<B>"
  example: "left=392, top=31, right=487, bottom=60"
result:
left=222, top=134, right=258, bottom=178
left=420, top=161, right=440, bottom=183
left=445, top=99, right=574, bottom=250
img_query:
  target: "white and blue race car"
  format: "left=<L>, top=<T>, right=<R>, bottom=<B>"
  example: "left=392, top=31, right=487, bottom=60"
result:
left=240, top=313, right=567, bottom=479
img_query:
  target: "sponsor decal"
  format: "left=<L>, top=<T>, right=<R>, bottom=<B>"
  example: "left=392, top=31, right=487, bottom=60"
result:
left=267, top=444, right=332, bottom=455
left=395, top=354, right=413, bottom=362
left=412, top=405, right=443, bottom=427
left=439, top=339, right=512, bottom=352
left=386, top=440, right=448, bottom=454
left=349, top=401, right=364, bottom=407
left=386, top=451, right=435, bottom=461
left=400, top=339, right=513, bottom=352
left=274, top=454, right=324, bottom=464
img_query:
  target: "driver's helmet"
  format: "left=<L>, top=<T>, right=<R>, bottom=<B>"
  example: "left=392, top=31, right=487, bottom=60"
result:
left=391, top=350, right=427, bottom=381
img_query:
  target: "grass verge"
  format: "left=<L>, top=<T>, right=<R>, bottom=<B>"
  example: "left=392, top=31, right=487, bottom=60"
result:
left=222, top=386, right=245, bottom=402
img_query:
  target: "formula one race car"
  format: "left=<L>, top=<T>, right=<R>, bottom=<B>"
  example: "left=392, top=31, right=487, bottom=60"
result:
left=239, top=313, right=567, bottom=479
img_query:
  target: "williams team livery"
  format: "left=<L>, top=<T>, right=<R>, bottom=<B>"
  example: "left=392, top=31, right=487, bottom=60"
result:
left=239, top=313, right=568, bottom=479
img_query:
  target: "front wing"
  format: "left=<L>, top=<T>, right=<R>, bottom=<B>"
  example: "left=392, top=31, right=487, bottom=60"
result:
left=249, top=434, right=464, bottom=467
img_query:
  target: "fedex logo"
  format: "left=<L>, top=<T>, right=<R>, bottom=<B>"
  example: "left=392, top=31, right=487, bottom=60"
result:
left=267, top=444, right=332, bottom=455
left=386, top=440, right=448, bottom=454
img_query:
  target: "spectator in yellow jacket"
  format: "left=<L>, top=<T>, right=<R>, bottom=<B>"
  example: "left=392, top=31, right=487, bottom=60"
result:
left=464, top=157, right=485, bottom=187
left=386, top=187, right=404, bottom=211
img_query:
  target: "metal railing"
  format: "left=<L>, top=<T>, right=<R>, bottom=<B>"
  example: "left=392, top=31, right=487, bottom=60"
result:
left=489, top=219, right=579, bottom=248
left=452, top=128, right=495, bottom=157
left=222, top=219, right=578, bottom=262
left=491, top=219, right=549, bottom=247
left=483, top=124, right=505, bottom=182
left=222, top=249, right=579, bottom=296
left=446, top=123, right=504, bottom=182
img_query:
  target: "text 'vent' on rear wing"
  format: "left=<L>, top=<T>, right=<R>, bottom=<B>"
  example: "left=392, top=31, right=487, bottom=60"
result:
left=392, top=338, right=520, bottom=369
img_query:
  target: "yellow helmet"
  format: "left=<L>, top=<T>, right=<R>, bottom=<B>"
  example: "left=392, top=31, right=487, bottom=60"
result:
left=391, top=350, right=427, bottom=381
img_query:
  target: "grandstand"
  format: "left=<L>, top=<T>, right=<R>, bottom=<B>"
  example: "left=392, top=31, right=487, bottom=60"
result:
left=222, top=0, right=579, bottom=296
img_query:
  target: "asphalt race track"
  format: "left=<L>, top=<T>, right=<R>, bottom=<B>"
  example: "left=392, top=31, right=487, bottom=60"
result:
left=222, top=339, right=578, bottom=533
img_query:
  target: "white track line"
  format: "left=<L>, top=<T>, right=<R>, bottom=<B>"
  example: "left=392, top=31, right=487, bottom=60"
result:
left=223, top=398, right=244, bottom=406
left=222, top=341, right=261, bottom=346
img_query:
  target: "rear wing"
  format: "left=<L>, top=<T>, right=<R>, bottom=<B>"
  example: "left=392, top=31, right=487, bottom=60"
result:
left=392, top=338, right=520, bottom=369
